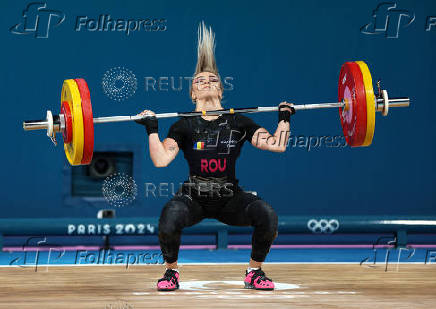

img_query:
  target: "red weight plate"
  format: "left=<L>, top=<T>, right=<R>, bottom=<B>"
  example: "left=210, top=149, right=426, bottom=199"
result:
left=338, top=62, right=367, bottom=147
left=74, top=78, right=94, bottom=165
left=61, top=101, right=73, bottom=144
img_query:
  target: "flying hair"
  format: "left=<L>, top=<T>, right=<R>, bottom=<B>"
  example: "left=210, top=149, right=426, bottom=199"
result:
left=194, top=21, right=219, bottom=76
left=190, top=21, right=223, bottom=103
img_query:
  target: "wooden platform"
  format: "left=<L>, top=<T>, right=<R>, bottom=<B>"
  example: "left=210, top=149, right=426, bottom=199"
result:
left=0, top=264, right=435, bottom=308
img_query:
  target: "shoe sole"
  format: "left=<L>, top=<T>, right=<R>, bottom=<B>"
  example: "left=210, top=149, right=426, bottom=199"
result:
left=157, top=283, right=179, bottom=292
left=244, top=282, right=274, bottom=291
left=157, top=287, right=179, bottom=291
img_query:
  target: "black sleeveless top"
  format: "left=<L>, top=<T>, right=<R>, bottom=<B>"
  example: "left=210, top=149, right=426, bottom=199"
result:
left=166, top=113, right=262, bottom=182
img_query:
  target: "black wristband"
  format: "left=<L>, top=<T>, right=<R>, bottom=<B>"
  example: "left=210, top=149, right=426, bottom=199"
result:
left=135, top=116, right=158, bottom=135
left=278, top=105, right=295, bottom=123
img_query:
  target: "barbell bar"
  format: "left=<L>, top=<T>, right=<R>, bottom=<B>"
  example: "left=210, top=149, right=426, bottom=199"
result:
left=23, top=98, right=409, bottom=129
left=22, top=61, right=410, bottom=165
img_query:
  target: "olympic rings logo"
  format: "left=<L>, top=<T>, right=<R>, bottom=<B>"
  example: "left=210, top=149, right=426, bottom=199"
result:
left=307, top=219, right=340, bottom=234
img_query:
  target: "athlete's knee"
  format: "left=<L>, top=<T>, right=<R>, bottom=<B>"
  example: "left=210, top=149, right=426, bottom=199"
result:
left=248, top=200, right=278, bottom=234
left=158, top=200, right=189, bottom=236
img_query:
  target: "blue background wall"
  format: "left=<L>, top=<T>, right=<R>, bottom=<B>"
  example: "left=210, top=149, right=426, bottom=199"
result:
left=0, top=0, right=434, bottom=218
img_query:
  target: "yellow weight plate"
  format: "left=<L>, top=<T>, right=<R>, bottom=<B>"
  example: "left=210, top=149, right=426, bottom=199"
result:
left=61, top=79, right=84, bottom=165
left=355, top=61, right=375, bottom=147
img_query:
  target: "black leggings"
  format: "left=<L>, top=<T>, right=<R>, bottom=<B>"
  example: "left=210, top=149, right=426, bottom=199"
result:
left=158, top=183, right=278, bottom=263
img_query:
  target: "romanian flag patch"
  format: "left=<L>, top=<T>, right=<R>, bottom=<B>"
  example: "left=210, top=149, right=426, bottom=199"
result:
left=193, top=141, right=205, bottom=150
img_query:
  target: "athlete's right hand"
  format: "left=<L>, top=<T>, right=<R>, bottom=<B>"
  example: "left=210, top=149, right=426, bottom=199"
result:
left=135, top=110, right=158, bottom=136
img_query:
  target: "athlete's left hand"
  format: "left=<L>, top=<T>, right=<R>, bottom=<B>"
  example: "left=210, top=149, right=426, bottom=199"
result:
left=278, top=101, right=295, bottom=124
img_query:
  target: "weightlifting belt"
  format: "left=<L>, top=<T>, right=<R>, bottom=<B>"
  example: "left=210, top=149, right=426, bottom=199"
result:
left=187, top=175, right=230, bottom=193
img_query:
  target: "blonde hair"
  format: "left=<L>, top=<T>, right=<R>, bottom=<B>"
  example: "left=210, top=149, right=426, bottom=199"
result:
left=190, top=21, right=223, bottom=103
left=194, top=21, right=219, bottom=76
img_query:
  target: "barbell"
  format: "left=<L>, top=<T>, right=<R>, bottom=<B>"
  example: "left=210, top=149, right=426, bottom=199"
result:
left=23, top=61, right=410, bottom=166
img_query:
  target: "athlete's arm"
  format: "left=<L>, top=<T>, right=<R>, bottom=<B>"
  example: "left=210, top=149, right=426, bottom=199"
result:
left=148, top=135, right=180, bottom=167
left=135, top=110, right=182, bottom=167
left=250, top=121, right=290, bottom=153
left=244, top=102, right=294, bottom=152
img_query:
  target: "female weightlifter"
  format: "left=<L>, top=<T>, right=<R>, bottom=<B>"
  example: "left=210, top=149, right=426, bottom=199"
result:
left=135, top=21, right=295, bottom=291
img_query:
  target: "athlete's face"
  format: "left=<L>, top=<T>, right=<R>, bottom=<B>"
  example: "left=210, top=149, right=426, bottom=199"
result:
left=191, top=71, right=223, bottom=102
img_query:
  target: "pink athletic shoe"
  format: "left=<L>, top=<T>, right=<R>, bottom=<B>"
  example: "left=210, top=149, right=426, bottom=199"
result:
left=157, top=269, right=180, bottom=291
left=244, top=268, right=275, bottom=290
